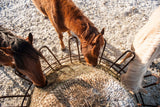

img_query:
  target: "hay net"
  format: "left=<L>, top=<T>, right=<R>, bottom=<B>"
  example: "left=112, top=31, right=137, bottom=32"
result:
left=30, top=64, right=135, bottom=107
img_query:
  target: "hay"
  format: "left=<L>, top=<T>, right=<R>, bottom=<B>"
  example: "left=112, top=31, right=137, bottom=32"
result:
left=29, top=63, right=135, bottom=107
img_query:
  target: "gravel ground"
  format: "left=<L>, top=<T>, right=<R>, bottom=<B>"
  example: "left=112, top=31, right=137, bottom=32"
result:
left=0, top=0, right=160, bottom=106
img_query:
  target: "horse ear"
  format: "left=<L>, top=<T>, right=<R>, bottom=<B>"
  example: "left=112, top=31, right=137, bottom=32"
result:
left=101, top=28, right=105, bottom=35
left=81, top=23, right=90, bottom=39
left=26, top=33, right=33, bottom=44
left=0, top=47, right=13, bottom=56
left=92, top=35, right=101, bottom=44
left=92, top=28, right=105, bottom=44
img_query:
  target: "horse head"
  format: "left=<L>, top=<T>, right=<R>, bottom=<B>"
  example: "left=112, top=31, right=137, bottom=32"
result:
left=81, top=25, right=105, bottom=66
left=0, top=33, right=47, bottom=87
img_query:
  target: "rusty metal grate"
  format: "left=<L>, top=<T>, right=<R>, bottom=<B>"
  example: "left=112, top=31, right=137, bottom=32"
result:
left=0, top=36, right=159, bottom=107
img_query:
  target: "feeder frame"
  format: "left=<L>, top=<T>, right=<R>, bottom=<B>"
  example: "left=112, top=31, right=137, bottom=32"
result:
left=0, top=36, right=159, bottom=107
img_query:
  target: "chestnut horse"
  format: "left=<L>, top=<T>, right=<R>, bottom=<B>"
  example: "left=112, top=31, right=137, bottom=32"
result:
left=0, top=26, right=46, bottom=87
left=32, top=0, right=105, bottom=66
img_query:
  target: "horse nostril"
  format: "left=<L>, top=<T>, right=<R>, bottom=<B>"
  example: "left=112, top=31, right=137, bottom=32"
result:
left=35, top=80, right=48, bottom=88
left=45, top=80, right=48, bottom=86
left=89, top=64, right=96, bottom=67
left=92, top=64, right=97, bottom=67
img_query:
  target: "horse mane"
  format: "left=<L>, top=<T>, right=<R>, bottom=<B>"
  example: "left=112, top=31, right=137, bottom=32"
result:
left=11, top=39, right=41, bottom=70
left=61, top=0, right=99, bottom=43
left=81, top=23, right=99, bottom=44
left=0, top=26, right=41, bottom=70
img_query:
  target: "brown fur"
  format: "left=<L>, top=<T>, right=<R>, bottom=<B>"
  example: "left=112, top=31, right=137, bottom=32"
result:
left=32, top=0, right=105, bottom=66
left=0, top=27, right=46, bottom=87
left=0, top=50, right=13, bottom=66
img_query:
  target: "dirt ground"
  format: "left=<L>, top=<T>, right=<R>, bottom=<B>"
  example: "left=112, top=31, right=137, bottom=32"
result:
left=0, top=0, right=160, bottom=106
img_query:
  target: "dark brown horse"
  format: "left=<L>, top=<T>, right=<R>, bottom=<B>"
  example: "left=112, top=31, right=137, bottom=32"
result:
left=0, top=26, right=46, bottom=87
left=32, top=0, right=105, bottom=66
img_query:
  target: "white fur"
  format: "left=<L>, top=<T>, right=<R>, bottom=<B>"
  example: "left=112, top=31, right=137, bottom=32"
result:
left=121, top=6, right=160, bottom=93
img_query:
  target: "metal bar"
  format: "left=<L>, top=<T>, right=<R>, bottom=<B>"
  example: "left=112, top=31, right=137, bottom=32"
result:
left=39, top=46, right=61, bottom=66
left=109, top=50, right=135, bottom=74
left=109, top=50, right=132, bottom=68
left=1, top=106, right=27, bottom=107
left=142, top=105, right=158, bottom=107
left=99, top=39, right=107, bottom=64
left=134, top=93, right=145, bottom=107
left=40, top=53, right=55, bottom=71
left=39, top=46, right=61, bottom=72
left=68, top=36, right=81, bottom=63
left=144, top=74, right=152, bottom=78
left=139, top=92, right=145, bottom=106
left=138, top=92, right=158, bottom=107
left=15, top=70, right=32, bottom=84
left=68, top=37, right=72, bottom=63
left=75, top=37, right=81, bottom=62
left=134, top=94, right=140, bottom=104
left=134, top=74, right=160, bottom=107
left=0, top=71, right=33, bottom=107
left=99, top=57, right=126, bottom=75
left=21, top=83, right=33, bottom=107
left=117, top=51, right=135, bottom=74
left=137, top=103, right=142, bottom=107
left=42, top=55, right=84, bottom=73
left=99, top=57, right=120, bottom=67
left=0, top=95, right=30, bottom=99
left=143, top=74, right=160, bottom=88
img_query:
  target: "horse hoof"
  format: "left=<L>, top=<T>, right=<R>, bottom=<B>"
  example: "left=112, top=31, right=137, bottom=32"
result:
left=44, top=16, right=48, bottom=19
left=62, top=48, right=66, bottom=51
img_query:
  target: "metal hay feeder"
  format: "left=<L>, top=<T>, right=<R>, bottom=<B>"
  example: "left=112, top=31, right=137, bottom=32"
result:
left=0, top=36, right=159, bottom=107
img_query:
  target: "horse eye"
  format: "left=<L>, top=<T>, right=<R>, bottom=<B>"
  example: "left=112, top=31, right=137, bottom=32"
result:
left=92, top=43, right=96, bottom=46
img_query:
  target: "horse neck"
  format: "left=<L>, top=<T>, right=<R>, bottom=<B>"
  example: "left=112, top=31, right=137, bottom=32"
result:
left=83, top=27, right=99, bottom=44
left=62, top=0, right=98, bottom=41
left=66, top=17, right=98, bottom=43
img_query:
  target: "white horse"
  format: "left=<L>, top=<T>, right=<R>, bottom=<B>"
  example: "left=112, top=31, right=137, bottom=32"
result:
left=121, top=6, right=160, bottom=93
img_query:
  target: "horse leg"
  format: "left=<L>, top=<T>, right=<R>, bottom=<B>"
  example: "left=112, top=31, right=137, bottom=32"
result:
left=119, top=44, right=135, bottom=64
left=47, top=15, right=66, bottom=51
left=58, top=32, right=66, bottom=51
left=119, top=52, right=132, bottom=64
left=51, top=27, right=66, bottom=51
left=32, top=0, right=48, bottom=18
